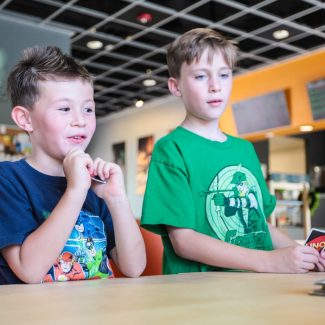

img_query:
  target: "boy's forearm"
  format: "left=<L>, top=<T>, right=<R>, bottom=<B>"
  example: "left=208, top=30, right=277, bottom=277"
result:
left=3, top=188, right=86, bottom=283
left=106, top=197, right=146, bottom=277
left=267, top=223, right=297, bottom=248
left=167, top=227, right=315, bottom=274
left=167, top=227, right=270, bottom=272
left=169, top=228, right=286, bottom=272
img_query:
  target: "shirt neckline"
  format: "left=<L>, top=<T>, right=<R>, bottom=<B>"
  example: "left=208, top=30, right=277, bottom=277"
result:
left=176, top=126, right=235, bottom=149
left=19, top=159, right=67, bottom=186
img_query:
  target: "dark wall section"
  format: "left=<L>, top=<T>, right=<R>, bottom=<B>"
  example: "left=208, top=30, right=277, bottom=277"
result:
left=252, top=140, right=269, bottom=165
left=0, top=17, right=70, bottom=125
left=295, top=130, right=325, bottom=171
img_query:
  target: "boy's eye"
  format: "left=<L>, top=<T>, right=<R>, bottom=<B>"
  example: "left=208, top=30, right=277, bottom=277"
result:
left=220, top=71, right=232, bottom=79
left=59, top=107, right=70, bottom=112
left=195, top=74, right=207, bottom=80
left=83, top=107, right=94, bottom=113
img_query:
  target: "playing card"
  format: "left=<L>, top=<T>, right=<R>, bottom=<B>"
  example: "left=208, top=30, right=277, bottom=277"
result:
left=305, top=228, right=325, bottom=252
left=91, top=176, right=107, bottom=184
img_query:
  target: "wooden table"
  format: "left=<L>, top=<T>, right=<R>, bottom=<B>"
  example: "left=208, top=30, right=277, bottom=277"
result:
left=0, top=272, right=324, bottom=324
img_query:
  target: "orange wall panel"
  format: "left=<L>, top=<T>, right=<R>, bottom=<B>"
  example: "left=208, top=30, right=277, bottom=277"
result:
left=221, top=48, right=325, bottom=140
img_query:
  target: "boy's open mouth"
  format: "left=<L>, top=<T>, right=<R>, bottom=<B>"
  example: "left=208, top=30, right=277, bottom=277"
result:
left=207, top=99, right=222, bottom=104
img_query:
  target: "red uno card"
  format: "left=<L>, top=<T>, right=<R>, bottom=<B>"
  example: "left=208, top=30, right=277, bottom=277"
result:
left=305, top=228, right=325, bottom=252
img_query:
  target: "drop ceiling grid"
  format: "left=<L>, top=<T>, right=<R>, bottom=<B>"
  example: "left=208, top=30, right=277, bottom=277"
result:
left=0, top=0, right=324, bottom=116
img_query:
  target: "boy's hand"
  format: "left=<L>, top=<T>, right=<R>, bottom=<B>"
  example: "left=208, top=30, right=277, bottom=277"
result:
left=63, top=149, right=93, bottom=192
left=314, top=249, right=325, bottom=272
left=91, top=158, right=126, bottom=201
left=269, top=245, right=320, bottom=273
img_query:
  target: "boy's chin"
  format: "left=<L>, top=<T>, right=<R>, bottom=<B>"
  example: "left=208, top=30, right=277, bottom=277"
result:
left=66, top=143, right=88, bottom=152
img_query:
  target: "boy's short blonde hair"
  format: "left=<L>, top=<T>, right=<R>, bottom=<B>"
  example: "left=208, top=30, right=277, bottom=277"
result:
left=167, top=28, right=238, bottom=78
left=7, top=45, right=92, bottom=110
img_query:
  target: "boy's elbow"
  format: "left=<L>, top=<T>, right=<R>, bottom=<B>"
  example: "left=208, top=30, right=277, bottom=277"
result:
left=121, top=260, right=146, bottom=278
left=23, top=278, right=42, bottom=284
left=168, top=228, right=195, bottom=259
left=116, top=252, right=147, bottom=278
left=16, top=271, right=44, bottom=284
left=9, top=263, right=44, bottom=284
left=125, top=265, right=145, bottom=278
left=172, top=241, right=190, bottom=260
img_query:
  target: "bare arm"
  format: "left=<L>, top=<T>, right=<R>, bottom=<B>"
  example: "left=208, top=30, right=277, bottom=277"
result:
left=167, top=226, right=320, bottom=273
left=91, top=159, right=146, bottom=277
left=108, top=197, right=146, bottom=277
left=267, top=223, right=297, bottom=248
left=2, top=150, right=92, bottom=283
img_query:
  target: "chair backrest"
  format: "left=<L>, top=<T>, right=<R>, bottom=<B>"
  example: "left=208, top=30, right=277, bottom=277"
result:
left=111, top=220, right=163, bottom=277
left=139, top=224, right=163, bottom=276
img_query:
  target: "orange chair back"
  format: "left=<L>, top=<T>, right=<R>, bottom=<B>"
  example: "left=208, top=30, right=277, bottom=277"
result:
left=111, top=220, right=163, bottom=277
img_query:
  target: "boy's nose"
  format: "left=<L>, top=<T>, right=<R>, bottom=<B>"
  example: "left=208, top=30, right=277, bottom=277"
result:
left=209, top=79, right=221, bottom=93
left=71, top=112, right=86, bottom=126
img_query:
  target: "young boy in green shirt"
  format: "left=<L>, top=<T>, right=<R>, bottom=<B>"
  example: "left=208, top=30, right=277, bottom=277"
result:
left=141, top=28, right=325, bottom=274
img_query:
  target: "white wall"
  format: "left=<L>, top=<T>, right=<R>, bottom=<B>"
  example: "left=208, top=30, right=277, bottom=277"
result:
left=88, top=95, right=186, bottom=218
left=269, top=136, right=306, bottom=175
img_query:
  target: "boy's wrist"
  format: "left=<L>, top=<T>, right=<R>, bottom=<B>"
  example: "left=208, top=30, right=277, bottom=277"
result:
left=65, top=186, right=88, bottom=202
left=104, top=193, right=129, bottom=208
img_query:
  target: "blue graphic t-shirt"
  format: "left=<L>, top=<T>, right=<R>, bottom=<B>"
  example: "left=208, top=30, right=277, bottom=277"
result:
left=0, top=159, right=115, bottom=284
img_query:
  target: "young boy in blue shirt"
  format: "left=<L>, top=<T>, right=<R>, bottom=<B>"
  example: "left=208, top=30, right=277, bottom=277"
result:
left=141, top=28, right=325, bottom=274
left=0, top=46, right=146, bottom=284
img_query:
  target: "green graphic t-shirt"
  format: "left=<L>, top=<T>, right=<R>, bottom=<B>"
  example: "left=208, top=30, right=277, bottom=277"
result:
left=141, top=127, right=276, bottom=275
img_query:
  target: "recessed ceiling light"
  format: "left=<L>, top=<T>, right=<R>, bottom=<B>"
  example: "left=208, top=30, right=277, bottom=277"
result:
left=272, top=29, right=290, bottom=40
left=299, top=125, right=314, bottom=132
left=265, top=132, right=274, bottom=138
left=86, top=40, right=103, bottom=50
left=143, top=79, right=157, bottom=87
left=136, top=12, right=152, bottom=24
left=94, top=84, right=106, bottom=91
left=105, top=44, right=114, bottom=51
left=135, top=99, right=144, bottom=108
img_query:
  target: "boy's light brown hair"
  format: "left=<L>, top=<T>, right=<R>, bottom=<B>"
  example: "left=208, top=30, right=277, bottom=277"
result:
left=167, top=28, right=238, bottom=78
left=7, top=45, right=92, bottom=110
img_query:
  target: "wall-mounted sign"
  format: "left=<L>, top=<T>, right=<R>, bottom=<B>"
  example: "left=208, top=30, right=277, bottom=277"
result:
left=136, top=135, right=154, bottom=195
left=307, top=78, right=325, bottom=121
left=232, top=90, right=290, bottom=135
left=112, top=141, right=126, bottom=187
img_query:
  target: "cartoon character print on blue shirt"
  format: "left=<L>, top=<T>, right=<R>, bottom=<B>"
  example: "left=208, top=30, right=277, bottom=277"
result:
left=72, top=211, right=106, bottom=240
left=43, top=210, right=114, bottom=282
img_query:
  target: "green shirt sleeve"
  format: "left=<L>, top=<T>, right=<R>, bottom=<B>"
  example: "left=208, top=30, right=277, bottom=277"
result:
left=141, top=139, right=196, bottom=236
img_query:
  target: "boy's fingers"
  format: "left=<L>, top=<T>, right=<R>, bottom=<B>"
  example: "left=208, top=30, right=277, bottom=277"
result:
left=66, top=148, right=84, bottom=158
left=302, top=261, right=317, bottom=271
left=302, top=245, right=320, bottom=256
left=92, top=158, right=109, bottom=180
left=316, top=262, right=325, bottom=272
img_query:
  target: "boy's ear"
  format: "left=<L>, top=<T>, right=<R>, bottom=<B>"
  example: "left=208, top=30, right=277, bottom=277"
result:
left=168, top=77, right=181, bottom=97
left=11, top=106, right=33, bottom=132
